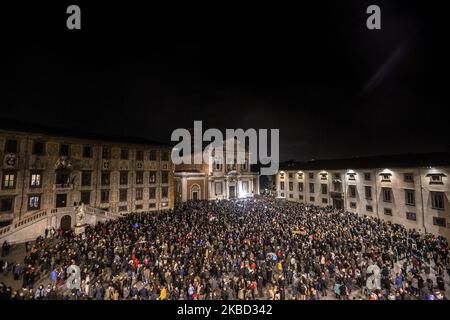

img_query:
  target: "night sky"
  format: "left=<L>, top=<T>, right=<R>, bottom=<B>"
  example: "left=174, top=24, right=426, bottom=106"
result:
left=2, top=1, right=448, bottom=161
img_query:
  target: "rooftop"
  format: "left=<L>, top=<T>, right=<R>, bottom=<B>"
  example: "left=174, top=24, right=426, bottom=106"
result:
left=0, top=118, right=173, bottom=147
left=279, top=152, right=450, bottom=171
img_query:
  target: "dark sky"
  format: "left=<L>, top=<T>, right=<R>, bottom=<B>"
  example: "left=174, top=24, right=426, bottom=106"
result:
left=2, top=1, right=448, bottom=161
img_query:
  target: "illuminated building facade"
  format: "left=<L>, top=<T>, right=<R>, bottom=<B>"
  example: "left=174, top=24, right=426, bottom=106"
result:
left=275, top=153, right=450, bottom=239
left=174, top=138, right=260, bottom=202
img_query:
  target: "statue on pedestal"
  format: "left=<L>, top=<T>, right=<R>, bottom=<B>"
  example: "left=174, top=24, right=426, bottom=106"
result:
left=74, top=203, right=87, bottom=236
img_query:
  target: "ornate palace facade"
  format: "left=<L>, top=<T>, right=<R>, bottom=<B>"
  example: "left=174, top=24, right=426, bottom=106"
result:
left=0, top=123, right=174, bottom=226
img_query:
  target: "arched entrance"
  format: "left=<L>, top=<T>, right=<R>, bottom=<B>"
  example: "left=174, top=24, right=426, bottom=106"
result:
left=60, top=215, right=72, bottom=231
left=191, top=184, right=200, bottom=201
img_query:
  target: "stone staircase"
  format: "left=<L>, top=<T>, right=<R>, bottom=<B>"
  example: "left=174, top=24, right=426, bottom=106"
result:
left=0, top=205, right=122, bottom=244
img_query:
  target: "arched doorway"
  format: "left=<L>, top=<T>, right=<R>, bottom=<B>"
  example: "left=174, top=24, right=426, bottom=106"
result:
left=191, top=185, right=200, bottom=201
left=60, top=215, right=72, bottom=231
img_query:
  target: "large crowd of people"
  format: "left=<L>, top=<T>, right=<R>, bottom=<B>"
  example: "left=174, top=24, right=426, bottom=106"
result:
left=0, top=197, right=449, bottom=300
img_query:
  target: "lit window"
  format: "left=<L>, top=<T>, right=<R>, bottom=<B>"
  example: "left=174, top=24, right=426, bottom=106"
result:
left=30, top=172, right=42, bottom=187
left=2, top=172, right=16, bottom=189
left=28, top=195, right=41, bottom=210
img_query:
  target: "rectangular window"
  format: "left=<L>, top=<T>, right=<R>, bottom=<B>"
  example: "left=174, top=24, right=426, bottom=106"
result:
left=366, top=205, right=373, bottom=212
left=349, top=185, right=356, bottom=198
left=119, top=189, right=127, bottom=202
left=59, top=144, right=69, bottom=156
left=365, top=186, right=372, bottom=199
left=404, top=173, right=414, bottom=182
left=384, top=208, right=393, bottom=216
left=81, top=171, right=91, bottom=187
left=2, top=171, right=16, bottom=189
left=322, top=198, right=328, bottom=204
left=289, top=182, right=294, bottom=191
left=161, top=171, right=169, bottom=184
left=149, top=187, right=156, bottom=199
left=381, top=173, right=391, bottom=182
left=149, top=150, right=157, bottom=161
left=120, top=149, right=129, bottom=160
left=5, top=139, right=18, bottom=153
left=309, top=183, right=315, bottom=193
left=350, top=202, right=357, bottom=209
left=30, top=172, right=42, bottom=187
left=120, top=171, right=128, bottom=185
left=136, top=171, right=144, bottom=184
left=119, top=206, right=127, bottom=212
left=101, top=190, right=110, bottom=203
left=161, top=187, right=168, bottom=198
left=405, top=189, right=415, bottom=206
left=383, top=187, right=392, bottom=202
left=0, top=197, right=14, bottom=212
left=80, top=191, right=90, bottom=205
left=102, top=146, right=111, bottom=159
left=364, top=173, right=371, bottom=181
left=429, top=175, right=443, bottom=185
left=431, top=192, right=445, bottom=210
left=101, top=172, right=110, bottom=186
left=136, top=188, right=143, bottom=200
left=33, top=142, right=45, bottom=155
left=149, top=171, right=157, bottom=184
left=288, top=173, right=293, bottom=178
left=289, top=194, right=293, bottom=199
left=135, top=204, right=143, bottom=210
left=310, top=196, right=315, bottom=202
left=55, top=172, right=69, bottom=186
left=28, top=195, right=41, bottom=210
left=81, top=145, right=91, bottom=158
left=309, top=173, right=314, bottom=179
left=406, top=212, right=416, bottom=221
left=149, top=203, right=156, bottom=209
left=321, top=184, right=327, bottom=195
left=136, top=150, right=144, bottom=161
left=161, top=151, right=169, bottom=161
left=433, top=217, right=446, bottom=227
left=280, top=181, right=285, bottom=191
left=299, top=195, right=304, bottom=200
left=298, top=182, right=304, bottom=192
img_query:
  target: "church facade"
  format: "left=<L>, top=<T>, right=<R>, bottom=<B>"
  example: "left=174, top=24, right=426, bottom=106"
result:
left=174, top=140, right=260, bottom=203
